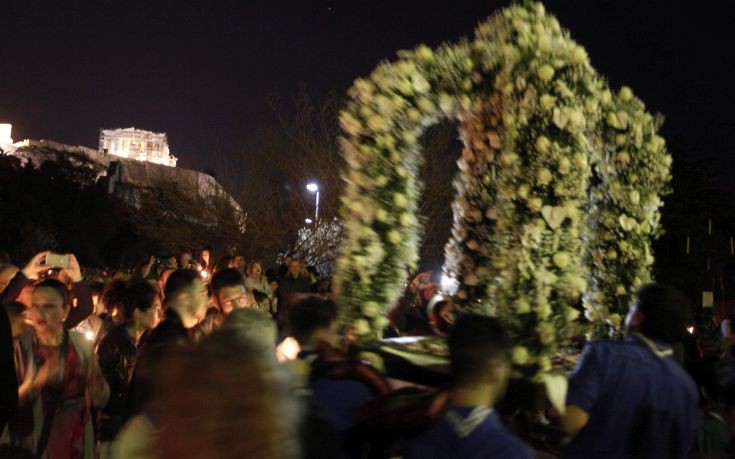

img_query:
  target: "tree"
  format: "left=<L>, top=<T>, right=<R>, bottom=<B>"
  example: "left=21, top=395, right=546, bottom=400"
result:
left=218, top=89, right=459, bottom=272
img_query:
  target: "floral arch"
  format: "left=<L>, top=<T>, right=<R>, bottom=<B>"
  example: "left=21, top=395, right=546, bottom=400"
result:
left=334, top=2, right=671, bottom=378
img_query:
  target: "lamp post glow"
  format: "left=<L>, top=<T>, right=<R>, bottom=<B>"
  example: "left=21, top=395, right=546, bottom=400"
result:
left=305, top=218, right=313, bottom=224
left=306, top=183, right=320, bottom=221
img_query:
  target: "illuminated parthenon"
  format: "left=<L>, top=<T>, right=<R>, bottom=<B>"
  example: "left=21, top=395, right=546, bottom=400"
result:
left=99, top=127, right=177, bottom=167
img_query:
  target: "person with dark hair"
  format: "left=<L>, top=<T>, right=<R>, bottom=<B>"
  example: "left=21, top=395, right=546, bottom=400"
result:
left=404, top=314, right=533, bottom=458
left=149, top=329, right=300, bottom=459
left=561, top=283, right=699, bottom=458
left=279, top=259, right=312, bottom=303
left=11, top=278, right=109, bottom=458
left=128, top=269, right=208, bottom=418
left=210, top=268, right=254, bottom=315
left=97, top=281, right=161, bottom=450
left=290, top=297, right=388, bottom=458
left=246, top=261, right=275, bottom=315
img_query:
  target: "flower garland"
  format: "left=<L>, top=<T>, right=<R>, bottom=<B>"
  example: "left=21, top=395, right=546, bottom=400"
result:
left=334, top=42, right=473, bottom=339
left=462, top=3, right=604, bottom=378
left=583, top=88, right=672, bottom=338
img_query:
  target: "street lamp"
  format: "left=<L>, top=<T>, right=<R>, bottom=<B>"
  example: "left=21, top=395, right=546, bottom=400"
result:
left=305, top=218, right=313, bottom=224
left=306, top=182, right=320, bottom=221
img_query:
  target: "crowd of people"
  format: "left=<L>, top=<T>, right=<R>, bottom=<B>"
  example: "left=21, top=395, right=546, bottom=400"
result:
left=0, top=249, right=734, bottom=458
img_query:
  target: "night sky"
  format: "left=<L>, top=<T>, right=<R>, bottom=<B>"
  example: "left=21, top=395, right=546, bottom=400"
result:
left=1, top=0, right=733, bottom=184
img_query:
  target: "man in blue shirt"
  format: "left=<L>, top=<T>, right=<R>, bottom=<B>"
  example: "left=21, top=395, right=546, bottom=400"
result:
left=404, top=315, right=533, bottom=459
left=562, top=283, right=700, bottom=458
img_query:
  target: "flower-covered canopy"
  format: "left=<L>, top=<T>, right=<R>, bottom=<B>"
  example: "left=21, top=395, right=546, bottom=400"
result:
left=334, top=2, right=671, bottom=379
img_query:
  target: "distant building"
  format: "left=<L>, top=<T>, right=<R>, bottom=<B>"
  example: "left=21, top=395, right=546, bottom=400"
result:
left=99, top=127, right=177, bottom=167
left=0, top=123, right=13, bottom=145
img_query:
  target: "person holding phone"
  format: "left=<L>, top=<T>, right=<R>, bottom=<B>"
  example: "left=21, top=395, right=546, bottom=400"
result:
left=12, top=278, right=109, bottom=458
left=0, top=252, right=93, bottom=329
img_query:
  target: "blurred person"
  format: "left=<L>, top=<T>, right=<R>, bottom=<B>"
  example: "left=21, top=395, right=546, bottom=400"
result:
left=233, top=254, right=246, bottom=274
left=5, top=301, right=31, bottom=338
left=178, top=252, right=194, bottom=270
left=279, top=258, right=311, bottom=302
left=290, top=297, right=389, bottom=457
left=389, top=271, right=437, bottom=336
left=211, top=268, right=255, bottom=314
left=0, top=252, right=93, bottom=330
left=0, top=251, right=11, bottom=268
left=127, top=269, right=208, bottom=417
left=157, top=267, right=175, bottom=303
left=561, top=284, right=699, bottom=459
left=403, top=315, right=533, bottom=459
left=1, top=297, right=18, bottom=437
left=12, top=279, right=109, bottom=458
left=245, top=260, right=275, bottom=315
left=214, top=255, right=235, bottom=273
left=426, top=295, right=457, bottom=338
left=197, top=247, right=212, bottom=272
left=151, top=328, right=300, bottom=459
left=97, top=281, right=161, bottom=452
left=221, top=308, right=277, bottom=346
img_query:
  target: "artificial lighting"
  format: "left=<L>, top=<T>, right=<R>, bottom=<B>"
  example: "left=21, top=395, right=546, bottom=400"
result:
left=306, top=183, right=319, bottom=192
left=85, top=330, right=94, bottom=341
left=305, top=218, right=313, bottom=224
left=686, top=326, right=695, bottom=335
left=276, top=337, right=301, bottom=362
left=200, top=270, right=209, bottom=280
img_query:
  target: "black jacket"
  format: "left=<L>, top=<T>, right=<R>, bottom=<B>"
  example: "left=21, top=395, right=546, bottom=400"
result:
left=97, top=324, right=138, bottom=441
left=126, top=308, right=190, bottom=418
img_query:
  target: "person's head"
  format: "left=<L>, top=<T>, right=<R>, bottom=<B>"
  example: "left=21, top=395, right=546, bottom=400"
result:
left=233, top=255, right=246, bottom=272
left=121, top=281, right=161, bottom=331
left=215, top=256, right=235, bottom=273
left=179, top=252, right=193, bottom=269
left=29, top=278, right=69, bottom=337
left=160, top=255, right=178, bottom=270
left=625, top=283, right=690, bottom=344
left=199, top=248, right=212, bottom=266
left=288, top=296, right=339, bottom=348
left=153, top=330, right=299, bottom=459
left=247, top=261, right=263, bottom=278
left=221, top=308, right=278, bottom=348
left=427, top=295, right=457, bottom=337
left=164, top=269, right=209, bottom=328
left=101, top=280, right=128, bottom=318
left=287, top=259, right=301, bottom=278
left=210, top=268, right=253, bottom=314
left=5, top=301, right=30, bottom=338
left=722, top=316, right=735, bottom=349
left=449, top=315, right=511, bottom=398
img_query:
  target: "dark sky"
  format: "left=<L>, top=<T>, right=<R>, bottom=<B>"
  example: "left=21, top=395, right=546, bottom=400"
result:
left=1, top=0, right=733, bottom=182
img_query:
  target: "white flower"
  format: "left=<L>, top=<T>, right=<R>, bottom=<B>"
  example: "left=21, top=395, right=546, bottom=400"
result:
left=354, top=319, right=371, bottom=335
left=466, top=240, right=479, bottom=251
left=538, top=64, right=555, bottom=82
left=537, top=323, right=555, bottom=345
left=501, top=152, right=519, bottom=165
left=387, top=230, right=402, bottom=244
left=536, top=136, right=551, bottom=154
left=399, top=213, right=414, bottom=227
left=564, top=307, right=581, bottom=322
left=540, top=94, right=556, bottom=110
left=553, top=252, right=571, bottom=269
left=375, top=209, right=388, bottom=222
left=411, top=74, right=430, bottom=93
left=393, top=193, right=408, bottom=208
left=629, top=190, right=640, bottom=205
left=607, top=313, right=622, bottom=329
left=362, top=301, right=380, bottom=317
left=571, top=46, right=588, bottom=65
left=558, top=157, right=571, bottom=174
left=536, top=168, right=552, bottom=186
left=619, top=86, right=633, bottom=101
left=511, top=346, right=531, bottom=365
left=516, top=299, right=531, bottom=314
left=617, top=151, right=630, bottom=164
left=517, top=185, right=530, bottom=199
left=615, top=284, right=626, bottom=295
left=376, top=175, right=388, bottom=186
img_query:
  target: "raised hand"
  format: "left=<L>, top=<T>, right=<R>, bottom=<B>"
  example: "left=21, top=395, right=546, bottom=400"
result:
left=21, top=251, right=52, bottom=280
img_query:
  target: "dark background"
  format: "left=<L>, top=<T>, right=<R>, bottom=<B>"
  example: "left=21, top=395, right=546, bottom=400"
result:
left=1, top=0, right=734, bottom=186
